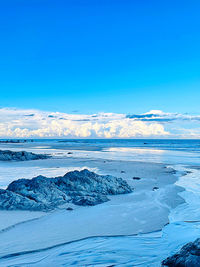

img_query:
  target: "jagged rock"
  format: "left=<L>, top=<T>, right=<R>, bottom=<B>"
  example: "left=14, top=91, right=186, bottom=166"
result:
left=162, top=238, right=200, bottom=266
left=1, top=169, right=132, bottom=211
left=0, top=150, right=50, bottom=161
left=0, top=189, right=50, bottom=211
left=8, top=175, right=69, bottom=207
left=54, top=169, right=132, bottom=196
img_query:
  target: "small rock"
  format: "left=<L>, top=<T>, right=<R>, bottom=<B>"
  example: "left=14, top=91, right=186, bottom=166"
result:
left=121, top=171, right=125, bottom=173
left=72, top=194, right=109, bottom=206
left=67, top=152, right=73, bottom=155
left=133, top=177, right=141, bottom=180
left=153, top=187, right=159, bottom=191
left=66, top=207, right=73, bottom=211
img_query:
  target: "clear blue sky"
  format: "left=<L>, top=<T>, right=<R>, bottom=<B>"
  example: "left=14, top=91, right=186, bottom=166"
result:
left=0, top=0, right=200, bottom=114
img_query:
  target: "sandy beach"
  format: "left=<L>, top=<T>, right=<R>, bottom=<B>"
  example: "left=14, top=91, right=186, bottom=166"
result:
left=1, top=140, right=200, bottom=266
left=0, top=148, right=184, bottom=264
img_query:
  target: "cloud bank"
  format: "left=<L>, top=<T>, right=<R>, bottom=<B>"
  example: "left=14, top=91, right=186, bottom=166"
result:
left=0, top=108, right=199, bottom=138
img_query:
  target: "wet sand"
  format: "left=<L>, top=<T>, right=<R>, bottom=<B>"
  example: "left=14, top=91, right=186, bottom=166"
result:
left=0, top=156, right=184, bottom=260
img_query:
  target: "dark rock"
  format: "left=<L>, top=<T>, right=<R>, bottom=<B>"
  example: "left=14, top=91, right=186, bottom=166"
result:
left=0, top=139, right=34, bottom=143
left=121, top=171, right=125, bottom=173
left=1, top=169, right=132, bottom=211
left=153, top=186, right=159, bottom=191
left=8, top=175, right=68, bottom=207
left=72, top=194, right=109, bottom=206
left=67, top=152, right=73, bottom=154
left=0, top=150, right=51, bottom=161
left=66, top=207, right=73, bottom=211
left=162, top=238, right=200, bottom=266
left=0, top=189, right=50, bottom=211
left=0, top=140, right=23, bottom=143
left=133, top=177, right=141, bottom=180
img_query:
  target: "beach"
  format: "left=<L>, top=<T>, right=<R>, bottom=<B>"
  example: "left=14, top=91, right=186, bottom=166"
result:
left=1, top=0, right=200, bottom=265
left=0, top=140, right=199, bottom=266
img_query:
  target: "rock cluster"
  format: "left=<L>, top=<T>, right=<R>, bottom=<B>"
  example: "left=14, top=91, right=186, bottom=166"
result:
left=0, top=139, right=33, bottom=143
left=162, top=238, right=200, bottom=266
left=0, top=169, right=132, bottom=211
left=0, top=150, right=50, bottom=161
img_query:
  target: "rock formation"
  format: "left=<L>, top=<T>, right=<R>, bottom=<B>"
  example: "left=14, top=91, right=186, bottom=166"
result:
left=162, top=238, right=200, bottom=266
left=0, top=169, right=132, bottom=211
left=0, top=150, right=50, bottom=161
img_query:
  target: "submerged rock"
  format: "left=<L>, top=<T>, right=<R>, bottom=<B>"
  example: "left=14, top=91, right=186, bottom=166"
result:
left=162, top=238, right=200, bottom=266
left=1, top=169, right=132, bottom=211
left=0, top=150, right=50, bottom=161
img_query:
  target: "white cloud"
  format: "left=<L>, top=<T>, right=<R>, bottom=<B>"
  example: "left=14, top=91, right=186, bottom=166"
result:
left=0, top=107, right=200, bottom=138
left=0, top=108, right=170, bottom=138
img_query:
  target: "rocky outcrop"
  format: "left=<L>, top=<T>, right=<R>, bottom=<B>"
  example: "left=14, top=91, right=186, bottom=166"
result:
left=0, top=150, right=50, bottom=161
left=162, top=238, right=200, bottom=266
left=0, top=140, right=32, bottom=143
left=0, top=169, right=132, bottom=211
left=0, top=189, right=49, bottom=211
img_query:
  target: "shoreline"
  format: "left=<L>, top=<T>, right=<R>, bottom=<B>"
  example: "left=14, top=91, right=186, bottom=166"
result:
left=0, top=157, right=184, bottom=263
left=0, top=163, right=193, bottom=267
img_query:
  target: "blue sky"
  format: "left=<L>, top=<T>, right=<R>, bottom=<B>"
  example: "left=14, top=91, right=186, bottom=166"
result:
left=0, top=0, right=200, bottom=115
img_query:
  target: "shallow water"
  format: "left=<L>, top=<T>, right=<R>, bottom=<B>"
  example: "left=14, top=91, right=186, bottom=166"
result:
left=14, top=138, right=200, bottom=153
